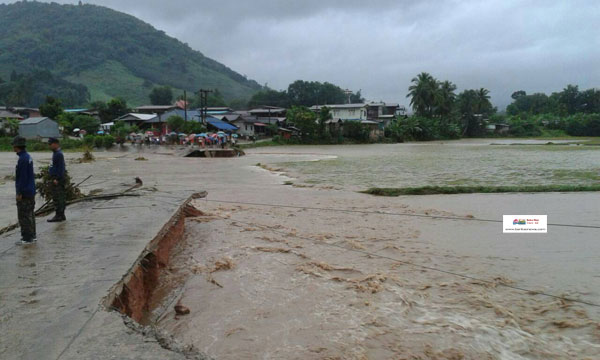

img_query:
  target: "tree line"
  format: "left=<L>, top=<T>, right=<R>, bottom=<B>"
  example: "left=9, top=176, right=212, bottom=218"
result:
left=499, top=85, right=600, bottom=137
left=0, top=70, right=89, bottom=107
left=393, top=72, right=494, bottom=140
left=398, top=72, right=600, bottom=140
left=247, top=80, right=364, bottom=109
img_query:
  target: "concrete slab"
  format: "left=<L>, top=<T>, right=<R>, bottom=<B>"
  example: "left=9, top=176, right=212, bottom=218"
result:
left=0, top=150, right=198, bottom=360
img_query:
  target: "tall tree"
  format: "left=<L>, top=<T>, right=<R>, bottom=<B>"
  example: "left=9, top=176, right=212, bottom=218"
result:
left=39, top=96, right=64, bottom=119
left=559, top=84, right=580, bottom=115
left=247, top=89, right=290, bottom=108
left=167, top=115, right=185, bottom=132
left=474, top=88, right=493, bottom=115
left=407, top=72, right=438, bottom=117
left=435, top=80, right=457, bottom=116
left=580, top=88, right=600, bottom=114
left=99, top=98, right=129, bottom=122
left=286, top=106, right=317, bottom=140
left=456, top=90, right=479, bottom=136
left=511, top=90, right=526, bottom=100
left=149, top=86, right=173, bottom=105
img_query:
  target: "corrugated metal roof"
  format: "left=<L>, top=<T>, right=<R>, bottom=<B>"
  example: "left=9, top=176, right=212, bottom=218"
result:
left=249, top=107, right=286, bottom=113
left=207, top=120, right=238, bottom=131
left=310, top=104, right=367, bottom=110
left=0, top=110, right=23, bottom=119
left=20, top=117, right=52, bottom=124
left=135, top=105, right=176, bottom=110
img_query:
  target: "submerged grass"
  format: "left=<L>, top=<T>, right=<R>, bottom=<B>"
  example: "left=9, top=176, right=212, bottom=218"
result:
left=362, top=184, right=600, bottom=196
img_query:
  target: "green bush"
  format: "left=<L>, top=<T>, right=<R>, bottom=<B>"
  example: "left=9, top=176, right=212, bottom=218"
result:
left=94, top=136, right=104, bottom=148
left=0, top=137, right=83, bottom=151
left=343, top=121, right=370, bottom=142
left=83, top=135, right=95, bottom=147
left=565, top=114, right=600, bottom=136
left=60, top=138, right=84, bottom=149
left=102, top=135, right=115, bottom=148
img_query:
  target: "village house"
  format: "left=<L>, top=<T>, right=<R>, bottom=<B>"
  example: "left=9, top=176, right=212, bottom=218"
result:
left=206, top=107, right=234, bottom=116
left=0, top=109, right=23, bottom=135
left=366, top=102, right=406, bottom=127
left=1, top=106, right=40, bottom=119
left=10, top=107, right=41, bottom=119
left=134, top=105, right=177, bottom=114
left=224, top=112, right=258, bottom=137
left=0, top=109, right=24, bottom=123
left=310, top=104, right=368, bottom=122
left=248, top=106, right=287, bottom=127
left=309, top=103, right=393, bottom=140
left=18, top=117, right=61, bottom=140
left=113, top=113, right=159, bottom=129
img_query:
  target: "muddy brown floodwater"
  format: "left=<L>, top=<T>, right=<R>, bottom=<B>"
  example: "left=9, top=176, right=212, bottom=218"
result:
left=146, top=141, right=600, bottom=360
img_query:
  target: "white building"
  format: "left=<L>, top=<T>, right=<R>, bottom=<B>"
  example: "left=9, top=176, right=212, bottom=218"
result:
left=309, top=104, right=368, bottom=122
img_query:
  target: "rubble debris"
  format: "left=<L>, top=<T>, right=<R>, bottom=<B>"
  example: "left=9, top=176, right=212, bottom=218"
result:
left=174, top=302, right=190, bottom=316
left=211, top=257, right=235, bottom=273
left=78, top=150, right=95, bottom=163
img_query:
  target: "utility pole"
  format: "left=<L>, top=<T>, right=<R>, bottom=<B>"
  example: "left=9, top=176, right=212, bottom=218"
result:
left=184, top=90, right=188, bottom=123
left=198, top=89, right=213, bottom=125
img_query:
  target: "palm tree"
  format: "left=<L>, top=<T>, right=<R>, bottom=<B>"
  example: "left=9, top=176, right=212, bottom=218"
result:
left=474, top=88, right=491, bottom=114
left=435, top=80, right=457, bottom=117
left=457, top=89, right=477, bottom=136
left=407, top=72, right=438, bottom=117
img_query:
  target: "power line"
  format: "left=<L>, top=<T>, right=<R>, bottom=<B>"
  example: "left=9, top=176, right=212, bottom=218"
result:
left=212, top=213, right=600, bottom=308
left=203, top=199, right=600, bottom=230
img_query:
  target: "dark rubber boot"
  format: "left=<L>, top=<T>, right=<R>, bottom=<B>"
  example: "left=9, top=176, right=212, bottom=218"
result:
left=47, top=214, right=63, bottom=223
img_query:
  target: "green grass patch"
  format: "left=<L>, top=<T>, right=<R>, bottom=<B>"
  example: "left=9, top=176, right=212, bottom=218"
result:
left=65, top=60, right=188, bottom=107
left=362, top=184, right=600, bottom=196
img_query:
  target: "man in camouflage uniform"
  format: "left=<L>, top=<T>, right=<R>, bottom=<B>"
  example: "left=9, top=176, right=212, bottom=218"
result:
left=13, top=136, right=37, bottom=244
left=47, top=137, right=66, bottom=222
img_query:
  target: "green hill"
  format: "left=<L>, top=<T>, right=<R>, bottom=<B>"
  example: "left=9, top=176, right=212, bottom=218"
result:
left=0, top=1, right=262, bottom=107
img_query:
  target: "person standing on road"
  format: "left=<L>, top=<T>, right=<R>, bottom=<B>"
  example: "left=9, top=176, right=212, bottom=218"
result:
left=47, top=137, right=66, bottom=223
left=13, top=136, right=37, bottom=244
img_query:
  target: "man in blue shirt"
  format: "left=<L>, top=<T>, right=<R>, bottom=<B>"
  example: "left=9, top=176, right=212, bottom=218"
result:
left=13, top=136, right=36, bottom=244
left=47, top=137, right=67, bottom=222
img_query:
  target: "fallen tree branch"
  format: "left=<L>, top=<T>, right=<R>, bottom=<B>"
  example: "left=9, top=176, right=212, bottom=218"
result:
left=1, top=177, right=144, bottom=236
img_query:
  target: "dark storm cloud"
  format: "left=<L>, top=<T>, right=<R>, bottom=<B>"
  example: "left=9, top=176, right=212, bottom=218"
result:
left=5, top=0, right=600, bottom=108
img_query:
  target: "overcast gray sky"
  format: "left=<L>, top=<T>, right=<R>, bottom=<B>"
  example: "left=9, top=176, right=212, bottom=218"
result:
left=7, top=0, right=600, bottom=109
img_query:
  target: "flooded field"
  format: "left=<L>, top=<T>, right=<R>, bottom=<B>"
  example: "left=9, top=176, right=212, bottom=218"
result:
left=4, top=143, right=596, bottom=359
left=259, top=140, right=600, bottom=190
left=144, top=140, right=600, bottom=359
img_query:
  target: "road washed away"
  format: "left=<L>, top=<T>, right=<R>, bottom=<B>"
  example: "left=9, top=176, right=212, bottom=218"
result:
left=153, top=191, right=599, bottom=359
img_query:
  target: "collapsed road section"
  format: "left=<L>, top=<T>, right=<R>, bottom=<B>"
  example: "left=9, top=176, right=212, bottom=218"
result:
left=105, top=191, right=207, bottom=324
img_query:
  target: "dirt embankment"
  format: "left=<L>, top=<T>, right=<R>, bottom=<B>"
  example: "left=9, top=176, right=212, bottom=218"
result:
left=105, top=192, right=207, bottom=324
